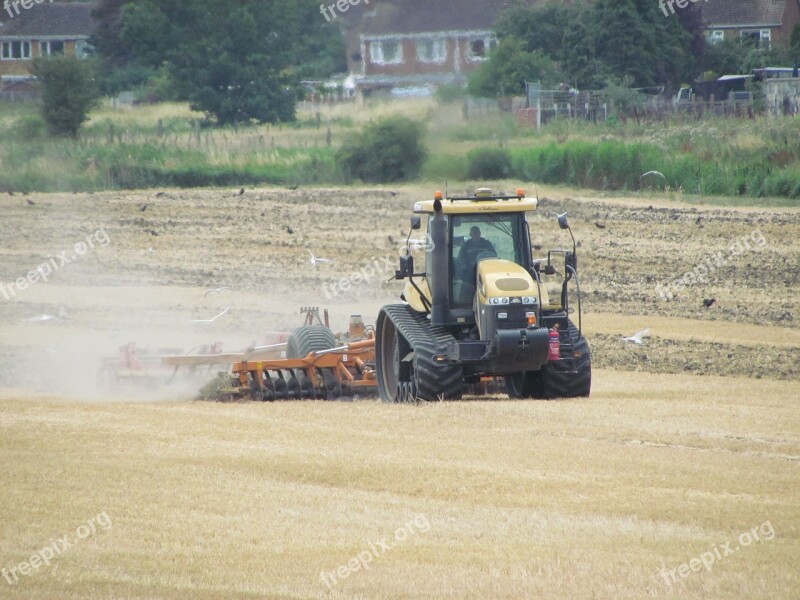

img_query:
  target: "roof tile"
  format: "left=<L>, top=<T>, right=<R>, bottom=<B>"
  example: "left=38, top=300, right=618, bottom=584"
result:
left=702, top=0, right=787, bottom=27
left=0, top=2, right=96, bottom=37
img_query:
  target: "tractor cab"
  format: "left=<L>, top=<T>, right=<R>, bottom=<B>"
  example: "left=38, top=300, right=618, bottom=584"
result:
left=402, top=188, right=543, bottom=329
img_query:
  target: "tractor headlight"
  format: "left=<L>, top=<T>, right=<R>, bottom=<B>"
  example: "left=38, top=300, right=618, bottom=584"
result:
left=522, top=296, right=538, bottom=305
left=489, top=297, right=510, bottom=305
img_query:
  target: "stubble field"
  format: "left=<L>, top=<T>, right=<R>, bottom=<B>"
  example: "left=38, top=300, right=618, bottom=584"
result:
left=0, top=185, right=797, bottom=598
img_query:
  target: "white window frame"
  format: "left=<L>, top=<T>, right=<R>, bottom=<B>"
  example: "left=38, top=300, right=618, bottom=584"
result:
left=40, top=40, right=66, bottom=56
left=740, top=28, right=771, bottom=49
left=1, top=40, right=31, bottom=60
left=467, top=36, right=496, bottom=62
left=369, top=40, right=403, bottom=65
left=706, top=30, right=724, bottom=44
left=416, top=38, right=446, bottom=64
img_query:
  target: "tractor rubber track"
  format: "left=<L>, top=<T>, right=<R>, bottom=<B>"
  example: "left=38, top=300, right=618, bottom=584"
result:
left=381, top=304, right=463, bottom=401
left=535, top=321, right=592, bottom=399
left=505, top=320, right=591, bottom=400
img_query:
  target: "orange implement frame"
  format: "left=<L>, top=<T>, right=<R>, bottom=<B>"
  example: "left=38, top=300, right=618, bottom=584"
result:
left=230, top=334, right=376, bottom=400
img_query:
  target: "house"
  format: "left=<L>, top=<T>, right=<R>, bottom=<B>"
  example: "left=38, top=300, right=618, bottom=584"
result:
left=702, top=0, right=800, bottom=48
left=354, top=0, right=516, bottom=95
left=0, top=2, right=96, bottom=90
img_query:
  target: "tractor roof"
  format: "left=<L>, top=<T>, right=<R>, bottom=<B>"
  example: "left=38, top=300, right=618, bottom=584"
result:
left=414, top=189, right=538, bottom=215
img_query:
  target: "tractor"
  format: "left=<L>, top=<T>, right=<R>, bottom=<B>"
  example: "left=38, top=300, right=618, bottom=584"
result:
left=375, top=188, right=591, bottom=402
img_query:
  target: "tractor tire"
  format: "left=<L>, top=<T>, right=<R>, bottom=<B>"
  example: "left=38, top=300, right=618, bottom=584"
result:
left=376, top=305, right=463, bottom=403
left=506, top=320, right=591, bottom=400
left=286, top=325, right=339, bottom=400
left=286, top=326, right=338, bottom=359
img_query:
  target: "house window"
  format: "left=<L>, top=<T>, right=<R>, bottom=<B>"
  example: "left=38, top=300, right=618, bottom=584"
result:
left=370, top=40, right=403, bottom=65
left=468, top=37, right=496, bottom=61
left=416, top=39, right=446, bottom=63
left=40, top=41, right=65, bottom=56
left=706, top=30, right=724, bottom=44
left=1, top=41, right=31, bottom=60
left=741, top=29, right=771, bottom=49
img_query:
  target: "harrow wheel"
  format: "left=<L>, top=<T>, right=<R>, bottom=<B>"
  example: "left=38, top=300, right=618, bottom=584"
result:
left=274, top=372, right=288, bottom=400
left=260, top=372, right=275, bottom=402
left=323, top=371, right=342, bottom=400
left=249, top=375, right=262, bottom=401
left=299, top=373, right=316, bottom=399
left=287, top=373, right=302, bottom=398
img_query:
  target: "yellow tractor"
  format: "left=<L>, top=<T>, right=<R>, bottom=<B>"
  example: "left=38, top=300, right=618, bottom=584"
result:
left=376, top=188, right=591, bottom=402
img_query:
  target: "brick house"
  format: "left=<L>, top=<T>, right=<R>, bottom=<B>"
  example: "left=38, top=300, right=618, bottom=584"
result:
left=702, top=0, right=800, bottom=48
left=354, top=0, right=514, bottom=95
left=0, top=2, right=96, bottom=89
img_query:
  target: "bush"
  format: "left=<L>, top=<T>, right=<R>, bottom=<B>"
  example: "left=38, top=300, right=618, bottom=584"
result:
left=31, top=56, right=100, bottom=137
left=336, top=116, right=426, bottom=183
left=7, top=115, right=46, bottom=141
left=467, top=147, right=513, bottom=180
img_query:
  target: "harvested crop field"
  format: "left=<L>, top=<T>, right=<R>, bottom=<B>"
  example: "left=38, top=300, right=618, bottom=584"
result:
left=0, top=186, right=798, bottom=599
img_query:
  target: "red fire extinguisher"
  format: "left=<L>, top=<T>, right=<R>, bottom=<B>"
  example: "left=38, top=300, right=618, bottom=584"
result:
left=548, top=328, right=561, bottom=361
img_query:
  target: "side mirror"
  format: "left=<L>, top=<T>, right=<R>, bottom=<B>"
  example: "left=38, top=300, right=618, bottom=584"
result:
left=410, top=216, right=421, bottom=230
left=566, top=251, right=577, bottom=273
left=395, top=255, right=414, bottom=279
left=557, top=212, right=570, bottom=230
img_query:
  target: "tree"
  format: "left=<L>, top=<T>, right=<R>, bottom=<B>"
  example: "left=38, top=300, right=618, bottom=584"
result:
left=469, top=38, right=562, bottom=97
left=31, top=56, right=100, bottom=137
left=97, top=0, right=346, bottom=125
left=481, top=0, right=696, bottom=91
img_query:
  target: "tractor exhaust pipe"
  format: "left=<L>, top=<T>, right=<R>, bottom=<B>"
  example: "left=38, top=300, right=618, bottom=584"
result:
left=430, top=196, right=449, bottom=327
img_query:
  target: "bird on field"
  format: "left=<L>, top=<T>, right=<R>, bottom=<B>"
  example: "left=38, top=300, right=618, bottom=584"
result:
left=155, top=191, right=165, bottom=197
left=388, top=191, right=398, bottom=196
left=21, top=314, right=56, bottom=322
left=594, top=222, right=606, bottom=229
left=284, top=225, right=295, bottom=235
left=203, top=286, right=232, bottom=298
left=388, top=235, right=395, bottom=245
left=139, top=204, right=148, bottom=212
left=623, top=328, right=650, bottom=344
left=532, top=244, right=543, bottom=251
left=26, top=199, right=36, bottom=206
left=7, top=191, right=13, bottom=196
left=308, top=250, right=331, bottom=267
left=288, top=184, right=299, bottom=190
left=190, top=307, right=230, bottom=323
left=238, top=188, right=245, bottom=195
left=695, top=216, right=704, bottom=227
left=702, top=298, right=716, bottom=308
